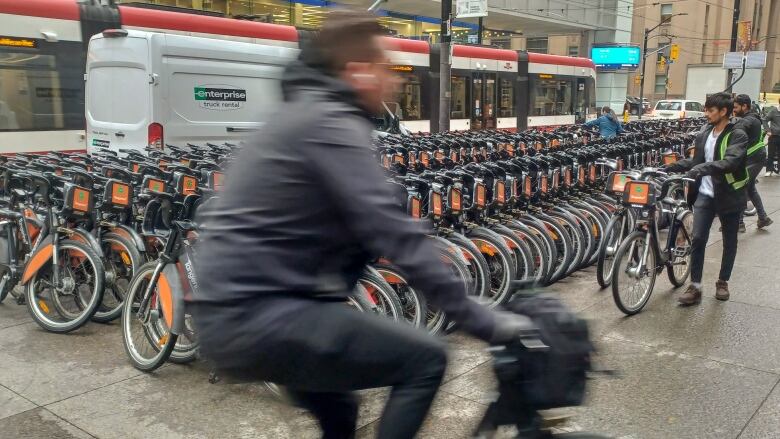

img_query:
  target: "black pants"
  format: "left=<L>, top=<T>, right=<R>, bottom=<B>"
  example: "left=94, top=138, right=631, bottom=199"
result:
left=691, top=195, right=740, bottom=283
left=768, top=136, right=780, bottom=173
left=742, top=159, right=768, bottom=222
left=194, top=297, right=448, bottom=439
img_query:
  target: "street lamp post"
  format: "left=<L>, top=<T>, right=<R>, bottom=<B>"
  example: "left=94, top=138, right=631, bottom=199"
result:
left=638, top=13, right=687, bottom=120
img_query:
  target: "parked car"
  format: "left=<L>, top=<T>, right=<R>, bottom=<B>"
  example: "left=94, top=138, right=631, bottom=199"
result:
left=651, top=100, right=705, bottom=119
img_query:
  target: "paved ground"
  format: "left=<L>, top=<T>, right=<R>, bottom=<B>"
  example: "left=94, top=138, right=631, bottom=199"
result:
left=4, top=178, right=780, bottom=439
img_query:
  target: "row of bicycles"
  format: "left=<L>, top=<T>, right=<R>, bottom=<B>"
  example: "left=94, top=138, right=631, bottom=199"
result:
left=0, top=117, right=702, bottom=374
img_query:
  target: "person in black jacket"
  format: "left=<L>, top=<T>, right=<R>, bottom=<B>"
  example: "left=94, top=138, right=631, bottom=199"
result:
left=664, top=93, right=749, bottom=305
left=734, top=94, right=772, bottom=230
left=190, top=11, right=530, bottom=439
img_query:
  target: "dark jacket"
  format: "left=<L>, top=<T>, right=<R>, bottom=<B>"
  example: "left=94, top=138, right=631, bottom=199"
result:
left=669, top=121, right=749, bottom=213
left=735, top=110, right=766, bottom=171
left=763, top=106, right=780, bottom=136
left=584, top=112, right=623, bottom=138
left=191, top=61, right=495, bottom=351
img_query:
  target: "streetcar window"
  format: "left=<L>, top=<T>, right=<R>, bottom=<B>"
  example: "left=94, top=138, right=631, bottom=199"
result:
left=498, top=77, right=515, bottom=117
left=394, top=72, right=424, bottom=121
left=451, top=75, right=469, bottom=119
left=0, top=41, right=84, bottom=131
left=587, top=78, right=597, bottom=113
left=532, top=79, right=573, bottom=116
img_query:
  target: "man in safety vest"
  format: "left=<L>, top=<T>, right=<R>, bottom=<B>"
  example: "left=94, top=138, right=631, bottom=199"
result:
left=734, top=94, right=772, bottom=230
left=664, top=92, right=749, bottom=305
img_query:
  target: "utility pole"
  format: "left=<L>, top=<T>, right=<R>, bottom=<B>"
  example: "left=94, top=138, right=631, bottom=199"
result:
left=664, top=37, right=671, bottom=100
left=438, top=0, right=452, bottom=132
left=638, top=13, right=687, bottom=119
left=728, top=0, right=741, bottom=88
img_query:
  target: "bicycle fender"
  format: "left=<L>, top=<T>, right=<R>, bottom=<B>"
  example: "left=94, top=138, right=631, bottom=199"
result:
left=69, top=228, right=104, bottom=259
left=20, top=235, right=53, bottom=286
left=108, top=224, right=146, bottom=255
left=160, top=263, right=187, bottom=335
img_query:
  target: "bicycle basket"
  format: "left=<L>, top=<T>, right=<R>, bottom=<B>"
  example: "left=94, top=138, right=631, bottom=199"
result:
left=662, top=152, right=680, bottom=165
left=174, top=172, right=198, bottom=196
left=407, top=195, right=422, bottom=219
left=62, top=183, right=93, bottom=219
left=605, top=172, right=632, bottom=196
left=494, top=180, right=506, bottom=205
left=475, top=182, right=487, bottom=208
left=430, top=190, right=443, bottom=217
left=623, top=181, right=656, bottom=206
left=207, top=171, right=225, bottom=190
left=143, top=176, right=167, bottom=194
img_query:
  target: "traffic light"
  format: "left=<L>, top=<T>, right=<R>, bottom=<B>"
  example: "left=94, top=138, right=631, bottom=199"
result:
left=670, top=44, right=679, bottom=61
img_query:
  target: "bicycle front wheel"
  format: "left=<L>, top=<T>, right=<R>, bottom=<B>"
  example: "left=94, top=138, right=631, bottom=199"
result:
left=121, top=261, right=178, bottom=372
left=597, top=213, right=627, bottom=289
left=612, top=230, right=656, bottom=315
left=26, top=240, right=105, bottom=333
left=667, top=210, right=693, bottom=287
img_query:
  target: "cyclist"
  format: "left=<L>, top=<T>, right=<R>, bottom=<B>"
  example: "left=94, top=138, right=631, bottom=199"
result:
left=583, top=106, right=624, bottom=139
left=733, top=94, right=772, bottom=230
left=664, top=92, right=749, bottom=305
left=190, top=11, right=530, bottom=439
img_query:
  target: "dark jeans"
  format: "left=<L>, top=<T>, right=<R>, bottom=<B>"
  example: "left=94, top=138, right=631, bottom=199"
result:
left=741, top=162, right=768, bottom=222
left=691, top=195, right=740, bottom=283
left=768, top=136, right=780, bottom=173
left=195, top=297, right=448, bottom=439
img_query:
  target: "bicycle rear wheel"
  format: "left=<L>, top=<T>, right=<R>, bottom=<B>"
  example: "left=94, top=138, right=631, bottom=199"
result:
left=359, top=267, right=404, bottom=322
left=467, top=227, right=516, bottom=307
left=612, top=230, right=656, bottom=315
left=93, top=233, right=141, bottom=323
left=597, top=212, right=627, bottom=289
left=372, top=262, right=427, bottom=329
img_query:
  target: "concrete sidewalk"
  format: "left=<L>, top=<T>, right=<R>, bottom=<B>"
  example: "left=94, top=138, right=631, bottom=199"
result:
left=3, top=178, right=780, bottom=439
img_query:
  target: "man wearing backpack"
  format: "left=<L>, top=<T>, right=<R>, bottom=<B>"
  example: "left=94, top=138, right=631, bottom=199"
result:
left=664, top=92, right=749, bottom=305
left=583, top=106, right=624, bottom=139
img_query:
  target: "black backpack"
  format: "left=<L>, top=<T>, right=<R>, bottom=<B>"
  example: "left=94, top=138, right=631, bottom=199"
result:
left=494, top=291, right=594, bottom=410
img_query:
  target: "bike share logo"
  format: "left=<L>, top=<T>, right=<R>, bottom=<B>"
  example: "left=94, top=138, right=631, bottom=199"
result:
left=194, top=85, right=246, bottom=111
left=183, top=259, right=200, bottom=292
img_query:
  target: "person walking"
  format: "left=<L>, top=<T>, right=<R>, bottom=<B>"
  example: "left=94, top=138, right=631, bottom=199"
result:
left=189, top=11, right=531, bottom=439
left=584, top=106, right=624, bottom=138
left=664, top=92, right=749, bottom=305
left=764, top=98, right=780, bottom=175
left=734, top=94, right=772, bottom=230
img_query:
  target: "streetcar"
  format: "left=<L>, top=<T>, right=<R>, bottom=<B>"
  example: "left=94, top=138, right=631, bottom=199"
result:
left=0, top=0, right=597, bottom=153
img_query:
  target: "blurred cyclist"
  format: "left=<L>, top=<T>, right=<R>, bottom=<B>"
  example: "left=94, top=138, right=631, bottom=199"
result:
left=584, top=106, right=624, bottom=139
left=191, top=10, right=529, bottom=439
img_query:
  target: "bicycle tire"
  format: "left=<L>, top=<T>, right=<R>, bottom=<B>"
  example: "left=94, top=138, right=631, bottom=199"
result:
left=92, top=232, right=142, bottom=323
left=26, top=240, right=106, bottom=333
left=372, top=262, right=427, bottom=329
left=491, top=224, right=533, bottom=280
left=561, top=205, right=599, bottom=268
left=573, top=203, right=606, bottom=267
left=667, top=210, right=693, bottom=287
left=168, top=313, right=199, bottom=364
left=466, top=227, right=516, bottom=307
left=515, top=216, right=558, bottom=285
left=359, top=267, right=404, bottom=322
left=611, top=230, right=656, bottom=315
left=0, top=270, right=14, bottom=304
left=505, top=220, right=549, bottom=284
left=446, top=232, right=491, bottom=299
left=536, top=213, right=573, bottom=284
left=596, top=212, right=626, bottom=289
left=121, top=261, right=178, bottom=372
left=549, top=210, right=586, bottom=277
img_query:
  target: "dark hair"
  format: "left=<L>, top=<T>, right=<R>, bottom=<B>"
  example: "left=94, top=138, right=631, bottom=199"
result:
left=734, top=94, right=752, bottom=106
left=304, top=10, right=386, bottom=76
left=602, top=106, right=612, bottom=114
left=704, top=92, right=734, bottom=117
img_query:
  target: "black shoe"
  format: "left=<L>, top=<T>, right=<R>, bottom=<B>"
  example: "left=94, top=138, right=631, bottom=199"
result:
left=739, top=223, right=746, bottom=233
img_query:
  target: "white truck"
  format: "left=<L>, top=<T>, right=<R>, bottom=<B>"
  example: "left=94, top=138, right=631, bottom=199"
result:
left=85, top=29, right=298, bottom=155
left=685, top=64, right=728, bottom=104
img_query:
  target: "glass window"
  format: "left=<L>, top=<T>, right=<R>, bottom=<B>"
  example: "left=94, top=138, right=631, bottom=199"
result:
left=685, top=102, right=697, bottom=111
left=660, top=4, right=673, bottom=22
left=498, top=77, right=515, bottom=117
left=587, top=78, right=596, bottom=113
left=0, top=41, right=84, bottom=131
left=655, top=100, right=682, bottom=110
left=526, top=38, right=548, bottom=54
left=568, top=46, right=579, bottom=57
left=451, top=75, right=469, bottom=119
left=393, top=72, right=424, bottom=121
left=654, top=75, right=667, bottom=94
left=532, top=79, right=573, bottom=116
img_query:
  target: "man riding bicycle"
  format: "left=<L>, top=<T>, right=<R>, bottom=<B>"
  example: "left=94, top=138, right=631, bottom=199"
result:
left=664, top=93, right=749, bottom=305
left=191, top=11, right=529, bottom=439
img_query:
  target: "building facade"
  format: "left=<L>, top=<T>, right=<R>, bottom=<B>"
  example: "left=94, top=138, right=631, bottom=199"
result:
left=627, top=0, right=780, bottom=104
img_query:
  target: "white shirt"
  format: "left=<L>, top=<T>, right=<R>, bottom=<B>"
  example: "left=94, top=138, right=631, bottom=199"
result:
left=699, top=128, right=720, bottom=197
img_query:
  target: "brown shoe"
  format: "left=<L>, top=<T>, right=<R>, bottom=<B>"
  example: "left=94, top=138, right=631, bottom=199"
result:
left=678, top=285, right=702, bottom=306
left=715, top=280, right=730, bottom=301
left=757, top=217, right=773, bottom=229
